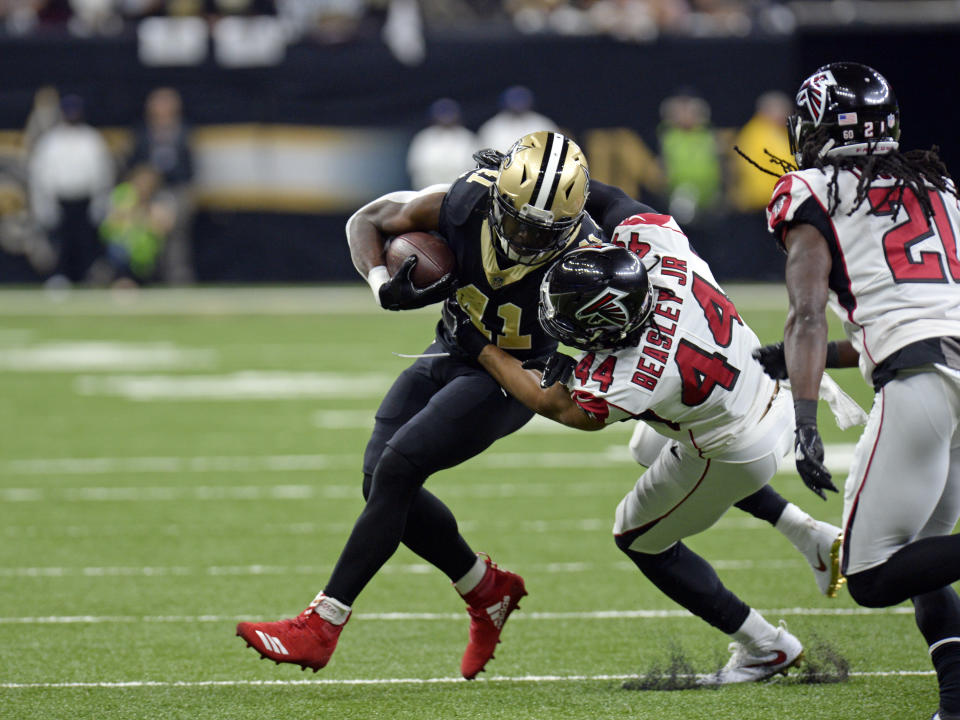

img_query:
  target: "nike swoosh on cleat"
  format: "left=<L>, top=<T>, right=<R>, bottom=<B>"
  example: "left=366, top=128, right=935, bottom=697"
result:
left=744, top=650, right=788, bottom=668
left=813, top=549, right=828, bottom=572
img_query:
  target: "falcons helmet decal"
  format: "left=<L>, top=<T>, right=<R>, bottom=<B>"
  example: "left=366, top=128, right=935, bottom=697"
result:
left=575, top=288, right=631, bottom=327
left=795, top=69, right=837, bottom=127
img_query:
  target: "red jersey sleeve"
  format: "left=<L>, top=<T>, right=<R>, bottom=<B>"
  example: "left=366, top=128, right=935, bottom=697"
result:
left=571, top=389, right=610, bottom=422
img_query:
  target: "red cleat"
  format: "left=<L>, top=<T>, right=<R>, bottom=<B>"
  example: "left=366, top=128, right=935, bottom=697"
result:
left=236, top=593, right=349, bottom=672
left=459, top=554, right=527, bottom=679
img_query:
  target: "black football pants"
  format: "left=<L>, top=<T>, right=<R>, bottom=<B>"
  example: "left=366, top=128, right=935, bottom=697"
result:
left=324, top=344, right=534, bottom=605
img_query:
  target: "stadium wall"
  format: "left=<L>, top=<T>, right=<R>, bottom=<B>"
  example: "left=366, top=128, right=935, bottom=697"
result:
left=0, top=29, right=953, bottom=283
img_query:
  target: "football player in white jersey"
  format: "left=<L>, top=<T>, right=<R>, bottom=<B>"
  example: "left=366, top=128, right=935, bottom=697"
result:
left=757, top=62, right=960, bottom=720
left=442, top=178, right=845, bottom=684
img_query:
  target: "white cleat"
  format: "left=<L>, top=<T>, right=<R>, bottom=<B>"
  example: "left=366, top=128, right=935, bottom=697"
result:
left=698, top=622, right=804, bottom=685
left=802, top=520, right=845, bottom=598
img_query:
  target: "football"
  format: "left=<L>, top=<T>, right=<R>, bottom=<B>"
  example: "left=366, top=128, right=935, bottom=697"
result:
left=384, top=232, right=456, bottom=288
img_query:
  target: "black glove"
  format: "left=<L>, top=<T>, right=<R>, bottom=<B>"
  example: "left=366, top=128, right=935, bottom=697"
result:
left=538, top=352, right=576, bottom=389
left=520, top=358, right=547, bottom=373
left=793, top=399, right=838, bottom=500
left=473, top=148, right=506, bottom=169
left=753, top=342, right=788, bottom=380
left=379, top=255, right=456, bottom=311
left=440, top=297, right=490, bottom=360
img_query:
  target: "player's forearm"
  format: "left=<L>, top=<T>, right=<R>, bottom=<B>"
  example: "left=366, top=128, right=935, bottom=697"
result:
left=346, top=212, right=388, bottom=278
left=782, top=223, right=833, bottom=402
left=347, top=191, right=446, bottom=278
left=784, top=308, right=829, bottom=401
left=477, top=345, right=555, bottom=414
left=477, top=345, right=595, bottom=429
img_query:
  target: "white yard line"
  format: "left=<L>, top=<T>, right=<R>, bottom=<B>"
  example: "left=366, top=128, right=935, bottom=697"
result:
left=3, top=516, right=769, bottom=540
left=0, top=558, right=812, bottom=579
left=0, top=607, right=917, bottom=625
left=0, top=444, right=857, bottom=481
left=0, top=287, right=413, bottom=317
left=0, top=479, right=630, bottom=503
left=0, top=669, right=933, bottom=689
left=313, top=410, right=634, bottom=435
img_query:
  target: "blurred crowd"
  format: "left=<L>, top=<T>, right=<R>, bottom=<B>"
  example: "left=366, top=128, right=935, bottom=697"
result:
left=0, top=0, right=804, bottom=41
left=2, top=85, right=194, bottom=287
left=0, top=79, right=792, bottom=287
left=408, top=85, right=792, bottom=227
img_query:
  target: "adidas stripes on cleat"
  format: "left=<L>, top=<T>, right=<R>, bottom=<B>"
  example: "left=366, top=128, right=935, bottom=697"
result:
left=459, top=554, right=527, bottom=680
left=236, top=593, right=349, bottom=672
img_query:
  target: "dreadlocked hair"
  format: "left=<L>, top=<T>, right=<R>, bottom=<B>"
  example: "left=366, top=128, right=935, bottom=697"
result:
left=798, top=126, right=956, bottom=220
left=733, top=146, right=797, bottom=179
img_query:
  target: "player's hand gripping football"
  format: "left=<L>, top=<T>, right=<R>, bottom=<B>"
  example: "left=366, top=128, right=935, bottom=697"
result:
left=379, top=255, right=456, bottom=311
left=794, top=420, right=838, bottom=501
left=752, top=342, right=788, bottom=380
left=440, top=298, right=490, bottom=360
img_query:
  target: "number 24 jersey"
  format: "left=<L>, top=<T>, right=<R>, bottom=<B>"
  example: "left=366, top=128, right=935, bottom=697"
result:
left=566, top=212, right=776, bottom=458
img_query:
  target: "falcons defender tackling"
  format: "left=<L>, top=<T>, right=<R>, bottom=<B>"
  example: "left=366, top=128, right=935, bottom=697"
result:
left=443, top=179, right=845, bottom=684
left=754, top=62, right=960, bottom=719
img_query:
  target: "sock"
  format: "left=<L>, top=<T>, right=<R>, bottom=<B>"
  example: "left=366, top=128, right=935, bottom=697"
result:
left=774, top=502, right=817, bottom=551
left=620, top=542, right=750, bottom=634
left=310, top=592, right=351, bottom=625
left=915, top=588, right=960, bottom=716
left=734, top=485, right=788, bottom=525
left=932, top=641, right=960, bottom=716
left=730, top=608, right=779, bottom=648
left=454, top=555, right=488, bottom=595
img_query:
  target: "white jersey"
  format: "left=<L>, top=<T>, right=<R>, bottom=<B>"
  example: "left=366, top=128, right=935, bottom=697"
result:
left=565, top=212, right=777, bottom=458
left=767, top=167, right=960, bottom=385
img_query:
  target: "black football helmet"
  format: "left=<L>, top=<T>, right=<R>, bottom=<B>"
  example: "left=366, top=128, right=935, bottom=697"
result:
left=788, top=61, right=900, bottom=168
left=538, top=245, right=653, bottom=351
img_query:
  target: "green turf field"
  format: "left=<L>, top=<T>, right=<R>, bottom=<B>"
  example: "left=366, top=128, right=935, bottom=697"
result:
left=0, top=285, right=941, bottom=720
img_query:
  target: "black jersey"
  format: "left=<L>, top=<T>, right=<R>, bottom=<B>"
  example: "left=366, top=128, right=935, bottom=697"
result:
left=435, top=167, right=604, bottom=362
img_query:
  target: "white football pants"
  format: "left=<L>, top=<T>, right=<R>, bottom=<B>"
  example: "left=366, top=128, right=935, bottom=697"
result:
left=842, top=365, right=960, bottom=575
left=615, top=390, right=793, bottom=554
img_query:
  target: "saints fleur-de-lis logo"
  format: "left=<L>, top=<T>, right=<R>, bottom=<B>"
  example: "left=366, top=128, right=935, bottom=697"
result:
left=796, top=70, right=837, bottom=126
left=502, top=142, right=531, bottom=170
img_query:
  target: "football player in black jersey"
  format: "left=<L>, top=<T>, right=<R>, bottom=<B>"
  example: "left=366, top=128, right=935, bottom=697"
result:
left=237, top=131, right=602, bottom=678
left=237, top=131, right=843, bottom=681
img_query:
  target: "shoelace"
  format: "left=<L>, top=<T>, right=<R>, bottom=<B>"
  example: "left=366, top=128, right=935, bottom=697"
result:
left=303, top=591, right=326, bottom=615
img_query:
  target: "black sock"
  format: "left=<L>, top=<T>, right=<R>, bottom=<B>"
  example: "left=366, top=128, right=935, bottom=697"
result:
left=620, top=541, right=750, bottom=634
left=915, top=588, right=960, bottom=716
left=733, top=485, right=788, bottom=525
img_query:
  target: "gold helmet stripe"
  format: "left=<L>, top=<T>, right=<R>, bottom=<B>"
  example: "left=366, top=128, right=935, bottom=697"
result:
left=531, top=132, right=569, bottom=214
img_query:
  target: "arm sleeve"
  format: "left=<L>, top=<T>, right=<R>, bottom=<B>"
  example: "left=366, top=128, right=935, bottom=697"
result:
left=586, top=180, right=658, bottom=238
